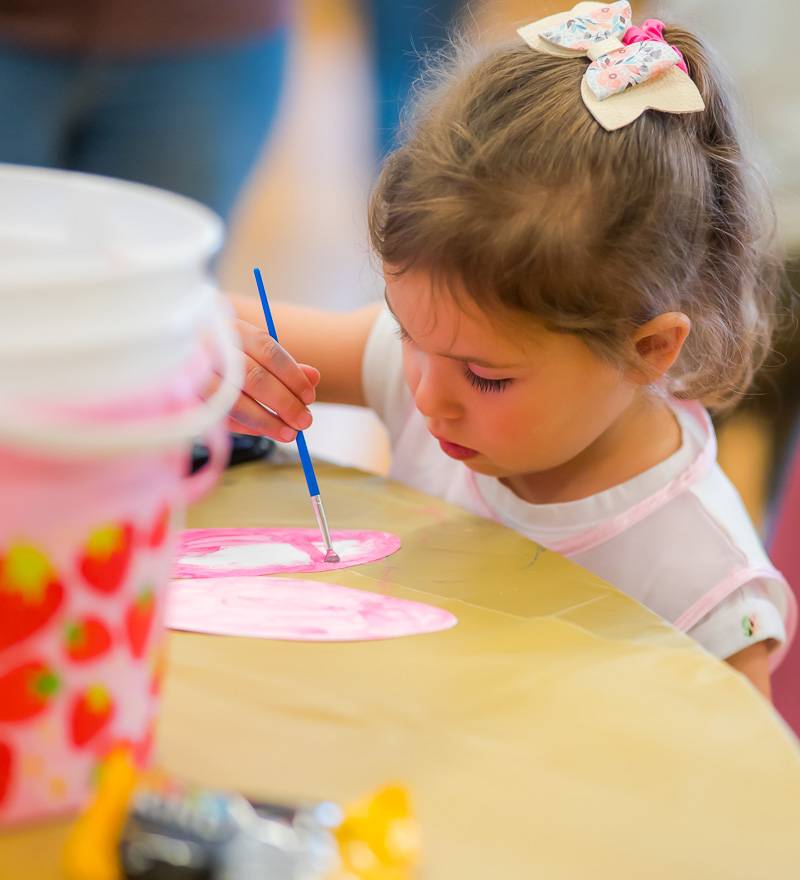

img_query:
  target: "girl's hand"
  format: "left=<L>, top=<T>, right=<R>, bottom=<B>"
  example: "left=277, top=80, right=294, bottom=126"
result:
left=227, top=318, right=320, bottom=441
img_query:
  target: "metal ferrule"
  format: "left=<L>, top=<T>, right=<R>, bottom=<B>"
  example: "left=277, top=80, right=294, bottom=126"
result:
left=311, top=494, right=336, bottom=559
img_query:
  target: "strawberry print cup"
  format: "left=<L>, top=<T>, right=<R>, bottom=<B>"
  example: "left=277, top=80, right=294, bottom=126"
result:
left=0, top=437, right=224, bottom=825
left=0, top=330, right=237, bottom=827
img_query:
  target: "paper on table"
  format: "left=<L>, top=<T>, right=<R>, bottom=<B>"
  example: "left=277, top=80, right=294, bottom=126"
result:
left=165, top=576, right=457, bottom=641
left=175, top=528, right=401, bottom=578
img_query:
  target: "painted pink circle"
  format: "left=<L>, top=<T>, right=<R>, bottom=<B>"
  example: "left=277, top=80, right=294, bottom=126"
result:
left=165, top=577, right=457, bottom=642
left=175, top=528, right=401, bottom=578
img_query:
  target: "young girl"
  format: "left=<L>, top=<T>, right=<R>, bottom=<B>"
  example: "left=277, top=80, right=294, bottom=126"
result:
left=227, top=8, right=794, bottom=698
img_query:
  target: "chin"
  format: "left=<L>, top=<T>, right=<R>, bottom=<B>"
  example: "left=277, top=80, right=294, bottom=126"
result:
left=461, top=457, right=516, bottom=478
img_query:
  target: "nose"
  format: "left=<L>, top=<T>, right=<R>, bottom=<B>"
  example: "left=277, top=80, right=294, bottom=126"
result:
left=413, top=359, right=461, bottom=422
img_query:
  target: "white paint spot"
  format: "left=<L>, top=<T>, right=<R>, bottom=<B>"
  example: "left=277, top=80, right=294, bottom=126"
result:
left=180, top=542, right=311, bottom=570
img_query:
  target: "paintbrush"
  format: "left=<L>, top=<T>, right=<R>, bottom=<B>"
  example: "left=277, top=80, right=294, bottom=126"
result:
left=252, top=267, right=339, bottom=563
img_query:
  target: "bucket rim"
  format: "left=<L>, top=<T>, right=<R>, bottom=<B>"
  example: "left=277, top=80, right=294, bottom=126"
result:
left=0, top=164, right=224, bottom=289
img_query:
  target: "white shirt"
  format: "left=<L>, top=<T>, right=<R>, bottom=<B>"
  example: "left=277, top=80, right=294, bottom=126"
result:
left=363, top=309, right=794, bottom=665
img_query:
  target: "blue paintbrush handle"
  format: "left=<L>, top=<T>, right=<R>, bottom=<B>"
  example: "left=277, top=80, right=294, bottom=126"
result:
left=254, top=267, right=279, bottom=340
left=294, top=431, right=320, bottom=497
left=253, top=267, right=320, bottom=499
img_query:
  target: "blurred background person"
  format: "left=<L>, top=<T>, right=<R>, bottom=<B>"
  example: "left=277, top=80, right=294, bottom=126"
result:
left=364, top=0, right=466, bottom=157
left=0, top=0, right=293, bottom=222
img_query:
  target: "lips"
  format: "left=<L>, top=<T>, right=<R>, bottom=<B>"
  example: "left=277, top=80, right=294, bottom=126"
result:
left=437, top=438, right=478, bottom=461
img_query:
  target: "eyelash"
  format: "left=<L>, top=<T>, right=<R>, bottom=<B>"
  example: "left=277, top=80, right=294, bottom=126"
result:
left=464, top=367, right=511, bottom=393
left=395, top=324, right=511, bottom=393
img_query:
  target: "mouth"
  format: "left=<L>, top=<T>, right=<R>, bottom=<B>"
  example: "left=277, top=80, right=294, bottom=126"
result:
left=435, top=437, right=479, bottom=461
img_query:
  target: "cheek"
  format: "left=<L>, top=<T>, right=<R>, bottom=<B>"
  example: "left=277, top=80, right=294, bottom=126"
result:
left=551, top=360, right=632, bottom=433
left=468, top=389, right=537, bottom=442
left=503, top=359, right=628, bottom=443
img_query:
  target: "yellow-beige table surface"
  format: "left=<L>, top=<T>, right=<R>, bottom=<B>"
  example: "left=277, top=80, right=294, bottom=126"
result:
left=3, top=460, right=800, bottom=879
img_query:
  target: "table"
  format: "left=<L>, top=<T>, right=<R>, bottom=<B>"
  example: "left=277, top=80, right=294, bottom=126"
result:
left=3, top=460, right=800, bottom=878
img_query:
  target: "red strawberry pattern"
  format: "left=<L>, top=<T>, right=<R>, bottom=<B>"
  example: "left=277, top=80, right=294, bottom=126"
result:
left=78, top=523, right=134, bottom=594
left=0, top=503, right=181, bottom=817
left=70, top=685, right=115, bottom=748
left=0, top=544, right=64, bottom=651
left=125, top=588, right=156, bottom=659
left=0, top=741, right=12, bottom=805
left=148, top=505, right=170, bottom=549
left=64, top=616, right=112, bottom=663
left=0, top=660, right=60, bottom=722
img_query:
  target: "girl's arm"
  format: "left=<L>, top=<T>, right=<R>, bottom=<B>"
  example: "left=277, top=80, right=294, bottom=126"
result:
left=226, top=294, right=381, bottom=437
left=726, top=642, right=772, bottom=700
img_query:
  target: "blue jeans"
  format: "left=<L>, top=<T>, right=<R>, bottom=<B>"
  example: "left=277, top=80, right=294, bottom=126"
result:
left=365, top=0, right=466, bottom=157
left=0, top=30, right=289, bottom=221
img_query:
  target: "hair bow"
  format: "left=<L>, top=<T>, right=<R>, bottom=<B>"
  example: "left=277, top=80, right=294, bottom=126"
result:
left=517, top=1, right=704, bottom=131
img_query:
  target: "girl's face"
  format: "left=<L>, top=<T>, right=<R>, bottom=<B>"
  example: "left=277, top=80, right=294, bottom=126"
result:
left=385, top=268, right=639, bottom=484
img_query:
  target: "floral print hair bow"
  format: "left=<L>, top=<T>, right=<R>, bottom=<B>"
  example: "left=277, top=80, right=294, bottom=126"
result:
left=517, top=1, right=704, bottom=131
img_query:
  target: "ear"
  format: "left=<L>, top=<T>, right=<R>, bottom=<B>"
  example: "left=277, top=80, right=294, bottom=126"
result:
left=630, top=312, right=691, bottom=383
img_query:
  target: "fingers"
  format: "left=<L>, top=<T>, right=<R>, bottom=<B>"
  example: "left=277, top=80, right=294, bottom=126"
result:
left=221, top=319, right=323, bottom=442
left=242, top=355, right=312, bottom=430
left=226, top=399, right=298, bottom=442
left=204, top=366, right=296, bottom=440
left=236, top=320, right=317, bottom=405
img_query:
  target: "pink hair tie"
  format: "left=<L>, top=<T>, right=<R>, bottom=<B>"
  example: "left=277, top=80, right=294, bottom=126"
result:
left=622, top=18, right=688, bottom=74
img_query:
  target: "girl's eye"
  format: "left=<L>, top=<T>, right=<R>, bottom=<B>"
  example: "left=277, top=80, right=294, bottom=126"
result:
left=395, top=325, right=412, bottom=343
left=464, top=366, right=511, bottom=393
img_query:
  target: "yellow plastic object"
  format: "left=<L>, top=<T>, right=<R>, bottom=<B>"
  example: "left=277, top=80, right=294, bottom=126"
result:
left=334, top=785, right=420, bottom=880
left=62, top=748, right=139, bottom=880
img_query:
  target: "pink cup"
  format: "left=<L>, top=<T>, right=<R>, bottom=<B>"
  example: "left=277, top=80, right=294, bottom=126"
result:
left=0, top=352, right=233, bottom=825
left=0, top=358, right=233, bottom=824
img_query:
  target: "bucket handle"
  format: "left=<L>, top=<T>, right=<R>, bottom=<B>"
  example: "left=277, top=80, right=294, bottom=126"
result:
left=181, top=420, right=230, bottom=505
left=0, top=310, right=243, bottom=456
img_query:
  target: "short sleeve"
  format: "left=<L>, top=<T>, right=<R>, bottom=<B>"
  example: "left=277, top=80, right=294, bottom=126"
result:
left=361, top=307, right=412, bottom=442
left=688, top=581, right=787, bottom=661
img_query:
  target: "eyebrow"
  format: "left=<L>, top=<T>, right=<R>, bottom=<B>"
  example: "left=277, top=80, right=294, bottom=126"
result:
left=383, top=289, right=522, bottom=370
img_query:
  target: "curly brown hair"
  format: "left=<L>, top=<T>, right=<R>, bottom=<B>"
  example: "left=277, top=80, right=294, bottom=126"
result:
left=369, top=27, right=784, bottom=411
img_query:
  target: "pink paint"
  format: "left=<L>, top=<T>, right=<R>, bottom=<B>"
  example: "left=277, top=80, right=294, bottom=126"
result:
left=175, top=528, right=401, bottom=578
left=165, top=577, right=457, bottom=642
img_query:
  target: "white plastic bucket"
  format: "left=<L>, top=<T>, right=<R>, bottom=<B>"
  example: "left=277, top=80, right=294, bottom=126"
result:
left=0, top=164, right=232, bottom=401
